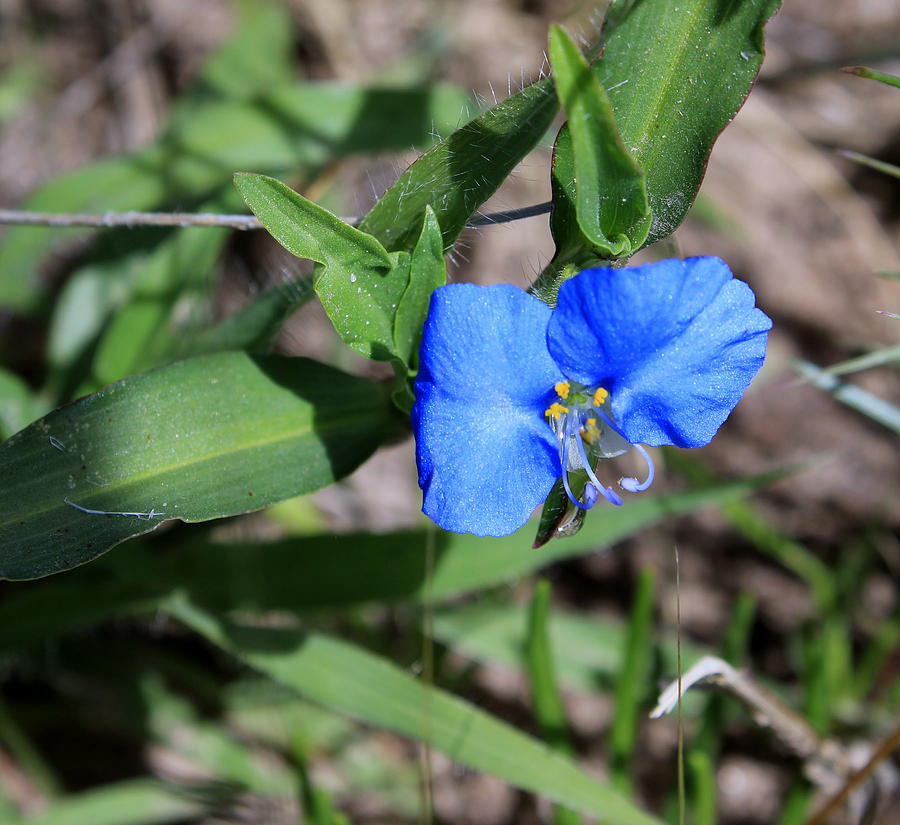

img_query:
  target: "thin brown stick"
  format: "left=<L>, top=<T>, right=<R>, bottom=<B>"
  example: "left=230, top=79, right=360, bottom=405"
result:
left=804, top=720, right=900, bottom=825
left=0, top=209, right=263, bottom=230
left=0, top=201, right=553, bottom=232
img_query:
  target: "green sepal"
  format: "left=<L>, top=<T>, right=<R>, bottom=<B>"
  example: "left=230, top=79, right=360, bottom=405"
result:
left=533, top=472, right=591, bottom=549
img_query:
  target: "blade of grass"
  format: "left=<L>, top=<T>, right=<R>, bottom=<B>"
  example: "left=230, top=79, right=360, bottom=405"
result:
left=0, top=694, right=61, bottom=800
left=433, top=600, right=706, bottom=695
left=811, top=344, right=900, bottom=377
left=853, top=612, right=900, bottom=702
left=792, top=359, right=900, bottom=435
left=839, top=149, right=900, bottom=180
left=666, top=451, right=836, bottom=612
left=609, top=568, right=656, bottom=796
left=687, top=750, right=715, bottom=825
left=693, top=592, right=757, bottom=756
left=526, top=578, right=581, bottom=825
left=841, top=66, right=900, bottom=89
left=170, top=598, right=663, bottom=825
left=22, top=780, right=209, bottom=825
left=688, top=593, right=757, bottom=825
left=776, top=782, right=814, bottom=825
left=526, top=579, right=575, bottom=755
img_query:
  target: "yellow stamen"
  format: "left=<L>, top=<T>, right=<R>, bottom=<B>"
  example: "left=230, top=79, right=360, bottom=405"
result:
left=580, top=416, right=601, bottom=445
left=554, top=380, right=571, bottom=400
left=592, top=387, right=609, bottom=407
left=545, top=402, right=569, bottom=420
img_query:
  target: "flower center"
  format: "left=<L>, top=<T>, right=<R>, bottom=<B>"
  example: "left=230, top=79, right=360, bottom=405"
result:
left=543, top=381, right=655, bottom=510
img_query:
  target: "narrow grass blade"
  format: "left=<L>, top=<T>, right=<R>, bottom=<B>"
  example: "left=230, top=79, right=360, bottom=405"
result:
left=22, top=780, right=208, bottom=825
left=813, top=344, right=900, bottom=376
left=842, top=66, right=900, bottom=89
left=0, top=695, right=61, bottom=799
left=687, top=751, right=716, bottom=825
left=609, top=568, right=656, bottom=795
left=172, top=601, right=663, bottom=825
left=666, top=451, right=837, bottom=612
left=693, top=592, right=757, bottom=757
left=526, top=579, right=575, bottom=754
left=839, top=149, right=900, bottom=180
left=525, top=579, right=583, bottom=825
left=792, top=359, right=900, bottom=435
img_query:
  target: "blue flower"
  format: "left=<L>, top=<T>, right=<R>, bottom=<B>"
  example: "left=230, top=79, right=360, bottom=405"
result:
left=412, top=257, right=772, bottom=537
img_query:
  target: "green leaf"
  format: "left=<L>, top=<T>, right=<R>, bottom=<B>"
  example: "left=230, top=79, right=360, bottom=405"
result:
left=0, top=352, right=398, bottom=580
left=392, top=205, right=447, bottom=370
left=173, top=602, right=663, bottom=825
left=540, top=0, right=781, bottom=286
left=600, top=0, right=780, bottom=246
left=548, top=26, right=650, bottom=258
left=842, top=65, right=900, bottom=89
left=46, top=237, right=147, bottom=376
left=23, top=780, right=207, bottom=825
left=234, top=173, right=406, bottom=361
left=359, top=77, right=559, bottom=252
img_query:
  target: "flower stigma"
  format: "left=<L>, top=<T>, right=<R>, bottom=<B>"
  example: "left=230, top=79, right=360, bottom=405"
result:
left=543, top=380, right=655, bottom=510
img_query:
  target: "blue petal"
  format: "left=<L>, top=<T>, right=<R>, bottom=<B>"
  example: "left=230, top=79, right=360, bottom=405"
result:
left=547, top=257, right=771, bottom=448
left=412, top=284, right=561, bottom=536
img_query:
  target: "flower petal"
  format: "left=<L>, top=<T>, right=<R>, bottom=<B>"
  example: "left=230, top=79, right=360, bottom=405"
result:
left=413, top=283, right=561, bottom=536
left=547, top=257, right=771, bottom=447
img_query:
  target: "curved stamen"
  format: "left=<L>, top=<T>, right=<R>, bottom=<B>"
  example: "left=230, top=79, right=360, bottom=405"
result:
left=619, top=442, right=655, bottom=492
left=559, top=416, right=591, bottom=510
left=572, top=412, right=623, bottom=506
left=595, top=410, right=655, bottom=493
